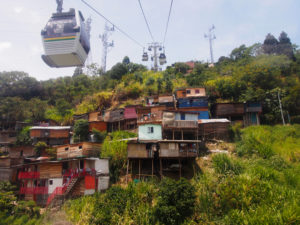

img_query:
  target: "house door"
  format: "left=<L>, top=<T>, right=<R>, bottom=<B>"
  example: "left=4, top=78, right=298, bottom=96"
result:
left=251, top=113, right=257, bottom=125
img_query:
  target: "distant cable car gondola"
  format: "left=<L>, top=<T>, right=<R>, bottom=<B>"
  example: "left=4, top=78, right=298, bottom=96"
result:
left=142, top=52, right=148, bottom=61
left=159, top=53, right=167, bottom=65
left=41, top=8, right=90, bottom=68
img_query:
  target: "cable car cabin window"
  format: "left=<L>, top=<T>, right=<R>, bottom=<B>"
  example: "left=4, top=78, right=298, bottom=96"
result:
left=79, top=19, right=90, bottom=54
left=45, top=17, right=76, bottom=38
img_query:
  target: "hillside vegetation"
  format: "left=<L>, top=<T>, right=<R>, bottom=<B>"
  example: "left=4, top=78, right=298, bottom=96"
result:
left=1, top=32, right=300, bottom=126
left=64, top=125, right=300, bottom=224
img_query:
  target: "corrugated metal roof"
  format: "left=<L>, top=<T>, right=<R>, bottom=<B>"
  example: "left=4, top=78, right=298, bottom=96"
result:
left=30, top=126, right=71, bottom=130
left=198, top=119, right=230, bottom=124
left=124, top=107, right=137, bottom=119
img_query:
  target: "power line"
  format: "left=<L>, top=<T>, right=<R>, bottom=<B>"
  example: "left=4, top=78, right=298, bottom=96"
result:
left=163, top=0, right=174, bottom=45
left=81, top=0, right=144, bottom=48
left=137, top=0, right=155, bottom=42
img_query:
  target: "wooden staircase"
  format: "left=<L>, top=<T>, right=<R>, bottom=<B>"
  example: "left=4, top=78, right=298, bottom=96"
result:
left=47, top=177, right=81, bottom=207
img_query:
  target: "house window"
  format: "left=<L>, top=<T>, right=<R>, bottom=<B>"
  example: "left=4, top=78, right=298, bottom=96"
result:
left=195, top=89, right=200, bottom=94
left=65, top=147, right=69, bottom=151
left=147, top=127, right=154, bottom=133
left=79, top=146, right=82, bottom=149
left=186, top=90, right=191, bottom=94
left=49, top=180, right=53, bottom=185
left=180, top=113, right=185, bottom=120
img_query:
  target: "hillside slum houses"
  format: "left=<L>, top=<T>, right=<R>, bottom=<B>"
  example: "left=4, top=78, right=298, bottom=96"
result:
left=70, top=87, right=261, bottom=179
left=0, top=121, right=110, bottom=207
left=0, top=87, right=262, bottom=205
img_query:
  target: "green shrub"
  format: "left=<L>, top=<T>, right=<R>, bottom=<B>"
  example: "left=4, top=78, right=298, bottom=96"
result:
left=212, top=154, right=243, bottom=175
left=101, top=131, right=137, bottom=183
left=73, top=119, right=89, bottom=142
left=92, top=128, right=107, bottom=143
left=229, top=122, right=243, bottom=141
left=34, top=141, right=47, bottom=157
left=155, top=178, right=196, bottom=225
left=15, top=126, right=32, bottom=146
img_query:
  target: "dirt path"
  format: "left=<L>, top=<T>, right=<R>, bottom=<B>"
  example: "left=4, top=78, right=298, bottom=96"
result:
left=42, top=208, right=73, bottom=225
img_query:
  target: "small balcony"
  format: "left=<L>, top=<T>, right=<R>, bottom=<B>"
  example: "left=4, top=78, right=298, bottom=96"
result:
left=163, top=120, right=198, bottom=129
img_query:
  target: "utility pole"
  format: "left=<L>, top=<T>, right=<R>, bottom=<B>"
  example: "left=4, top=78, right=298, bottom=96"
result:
left=99, top=23, right=114, bottom=73
left=278, top=90, right=286, bottom=125
left=204, top=25, right=216, bottom=64
left=147, top=42, right=165, bottom=72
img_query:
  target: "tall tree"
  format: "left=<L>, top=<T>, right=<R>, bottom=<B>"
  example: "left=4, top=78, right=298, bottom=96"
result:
left=262, top=33, right=278, bottom=55
left=277, top=31, right=294, bottom=59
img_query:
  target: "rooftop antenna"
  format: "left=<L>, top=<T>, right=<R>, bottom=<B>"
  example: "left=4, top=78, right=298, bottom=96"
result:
left=99, top=22, right=114, bottom=73
left=204, top=25, right=216, bottom=64
left=56, top=0, right=63, bottom=13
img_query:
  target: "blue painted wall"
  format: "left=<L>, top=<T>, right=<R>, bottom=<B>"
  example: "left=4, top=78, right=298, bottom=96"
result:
left=178, top=98, right=208, bottom=108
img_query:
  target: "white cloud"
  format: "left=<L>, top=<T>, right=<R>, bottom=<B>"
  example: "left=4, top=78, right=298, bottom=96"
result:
left=14, top=7, right=23, bottom=14
left=0, top=42, right=12, bottom=52
left=30, top=45, right=43, bottom=56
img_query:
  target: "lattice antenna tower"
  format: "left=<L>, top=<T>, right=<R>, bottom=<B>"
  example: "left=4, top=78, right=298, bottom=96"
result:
left=99, top=22, right=114, bottom=73
left=204, top=25, right=216, bottom=64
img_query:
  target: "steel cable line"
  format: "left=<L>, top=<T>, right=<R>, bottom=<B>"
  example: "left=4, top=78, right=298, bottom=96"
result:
left=81, top=0, right=144, bottom=48
left=137, top=0, right=155, bottom=42
left=163, top=0, right=174, bottom=45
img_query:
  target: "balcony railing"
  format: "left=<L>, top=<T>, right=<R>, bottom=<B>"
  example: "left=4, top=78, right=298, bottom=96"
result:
left=163, top=120, right=198, bottom=129
left=18, top=172, right=40, bottom=179
left=47, top=168, right=97, bottom=206
left=20, top=187, right=48, bottom=195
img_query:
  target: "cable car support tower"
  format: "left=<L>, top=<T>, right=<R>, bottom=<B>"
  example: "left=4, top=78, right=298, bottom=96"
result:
left=99, top=23, right=114, bottom=73
left=204, top=25, right=216, bottom=64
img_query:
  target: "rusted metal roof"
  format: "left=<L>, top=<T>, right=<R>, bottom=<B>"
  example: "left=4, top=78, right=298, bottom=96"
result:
left=124, top=107, right=137, bottom=119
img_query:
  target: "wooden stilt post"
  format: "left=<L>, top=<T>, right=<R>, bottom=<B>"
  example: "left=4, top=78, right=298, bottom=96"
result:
left=130, top=160, right=133, bottom=179
left=179, top=158, right=181, bottom=178
left=152, top=158, right=154, bottom=177
left=181, top=130, right=183, bottom=140
left=172, top=130, right=175, bottom=140
left=126, top=159, right=129, bottom=184
left=138, top=159, right=141, bottom=180
left=160, top=158, right=163, bottom=178
left=196, top=128, right=199, bottom=156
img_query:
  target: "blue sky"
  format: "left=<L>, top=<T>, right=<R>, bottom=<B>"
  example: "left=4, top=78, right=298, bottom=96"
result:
left=0, top=0, right=299, bottom=80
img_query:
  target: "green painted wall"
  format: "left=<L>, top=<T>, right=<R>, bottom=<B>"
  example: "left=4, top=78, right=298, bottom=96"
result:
left=138, top=124, right=162, bottom=140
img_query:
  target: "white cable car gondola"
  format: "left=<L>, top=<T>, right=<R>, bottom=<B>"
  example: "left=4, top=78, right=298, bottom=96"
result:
left=41, top=8, right=90, bottom=68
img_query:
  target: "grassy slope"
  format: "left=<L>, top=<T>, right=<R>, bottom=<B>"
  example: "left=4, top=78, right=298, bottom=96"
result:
left=63, top=125, right=300, bottom=224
